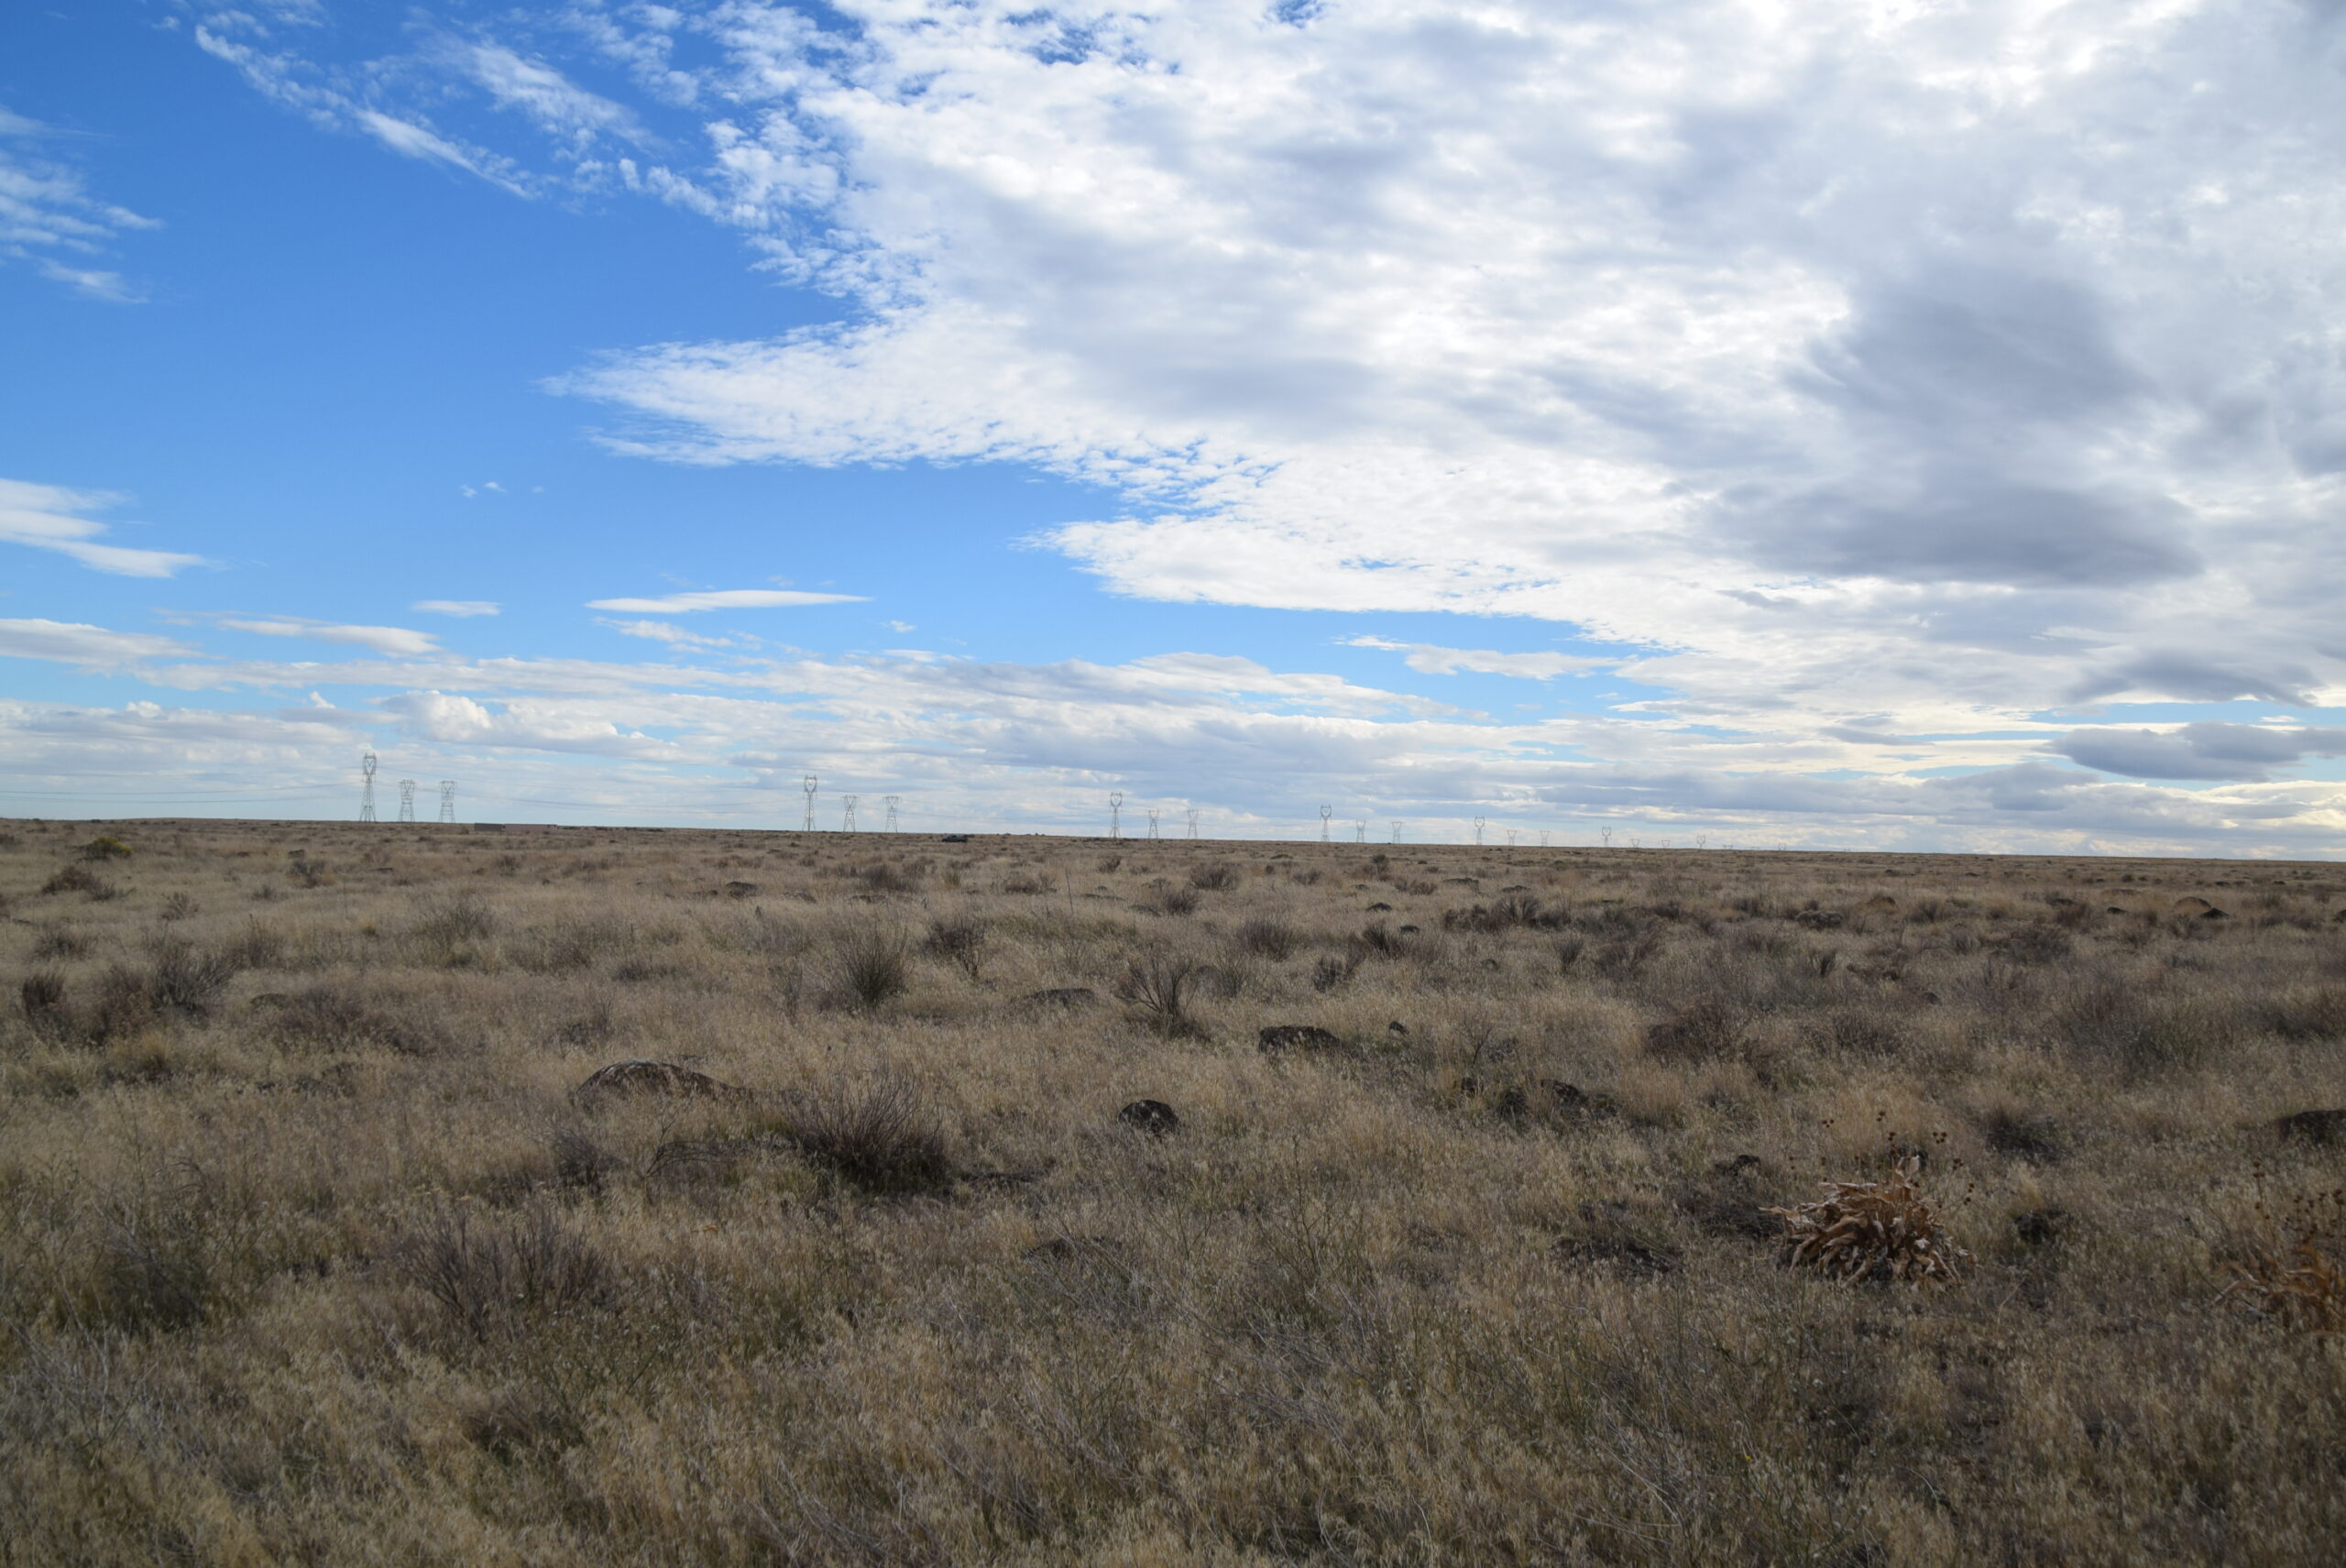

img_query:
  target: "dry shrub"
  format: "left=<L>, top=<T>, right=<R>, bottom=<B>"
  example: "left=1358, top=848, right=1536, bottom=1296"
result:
left=858, top=861, right=924, bottom=894
left=395, top=1205, right=615, bottom=1339
left=1114, top=952, right=1204, bottom=1035
left=41, top=862, right=106, bottom=897
left=1233, top=917, right=1300, bottom=959
left=922, top=915, right=987, bottom=980
left=1768, top=1157, right=1972, bottom=1284
left=789, top=1078, right=952, bottom=1197
left=1644, top=997, right=1747, bottom=1063
left=263, top=984, right=440, bottom=1055
left=19, top=970, right=70, bottom=1036
left=145, top=938, right=237, bottom=1016
left=80, top=835, right=133, bottom=861
left=411, top=891, right=497, bottom=948
left=834, top=926, right=911, bottom=1009
left=31, top=921, right=89, bottom=959
left=1189, top=861, right=1241, bottom=892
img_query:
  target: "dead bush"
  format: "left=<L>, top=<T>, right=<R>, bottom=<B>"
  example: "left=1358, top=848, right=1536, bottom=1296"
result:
left=1114, top=953, right=1204, bottom=1036
left=1233, top=917, right=1300, bottom=960
left=789, top=1078, right=953, bottom=1197
left=1768, top=1157, right=1972, bottom=1284
left=41, top=863, right=104, bottom=896
left=395, top=1204, right=616, bottom=1339
left=835, top=926, right=912, bottom=1009
left=1644, top=997, right=1748, bottom=1063
left=31, top=922, right=88, bottom=959
left=145, top=938, right=237, bottom=1016
left=1189, top=862, right=1241, bottom=892
left=263, top=984, right=440, bottom=1055
left=922, top=915, right=987, bottom=981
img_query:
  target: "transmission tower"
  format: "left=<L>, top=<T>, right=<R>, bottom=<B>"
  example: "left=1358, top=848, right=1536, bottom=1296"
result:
left=438, top=780, right=456, bottom=824
left=1539, top=829, right=1550, bottom=849
left=397, top=779, right=417, bottom=824
left=883, top=795, right=900, bottom=832
left=358, top=751, right=378, bottom=822
left=841, top=795, right=858, bottom=833
left=1391, top=820, right=1402, bottom=843
left=1185, top=807, right=1200, bottom=839
left=1506, top=828, right=1518, bottom=849
left=1474, top=816, right=1486, bottom=847
left=1109, top=792, right=1124, bottom=839
left=1354, top=820, right=1366, bottom=843
left=1146, top=808, right=1161, bottom=839
left=802, top=774, right=817, bottom=832
left=1319, top=805, right=1332, bottom=842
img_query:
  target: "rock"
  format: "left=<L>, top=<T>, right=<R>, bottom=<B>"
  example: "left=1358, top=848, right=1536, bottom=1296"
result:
left=2273, top=1107, right=2346, bottom=1144
left=1366, top=901, right=1393, bottom=912
left=2106, top=905, right=2127, bottom=915
left=1711, top=1153, right=1762, bottom=1178
left=1257, top=1024, right=1344, bottom=1054
left=1546, top=1080, right=1618, bottom=1118
left=573, top=1059, right=750, bottom=1105
left=2200, top=905, right=2229, bottom=920
left=2012, top=1208, right=2066, bottom=1246
left=721, top=880, right=760, bottom=898
left=1021, top=987, right=1099, bottom=1009
left=1116, top=1099, right=1180, bottom=1136
left=1387, top=1019, right=1410, bottom=1036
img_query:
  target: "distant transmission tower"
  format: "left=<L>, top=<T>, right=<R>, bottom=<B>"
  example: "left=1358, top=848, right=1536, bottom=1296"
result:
left=1474, top=816, right=1486, bottom=847
left=1109, top=792, right=1124, bottom=839
left=841, top=795, right=858, bottom=833
left=1185, top=807, right=1200, bottom=839
left=358, top=751, right=378, bottom=822
left=1354, top=820, right=1366, bottom=843
left=802, top=774, right=817, bottom=832
left=438, top=780, right=456, bottom=824
left=1320, top=805, right=1332, bottom=842
left=883, top=795, right=900, bottom=832
left=1146, top=808, right=1161, bottom=839
left=397, top=778, right=417, bottom=824
left=1390, top=820, right=1402, bottom=843
left=1539, top=829, right=1550, bottom=849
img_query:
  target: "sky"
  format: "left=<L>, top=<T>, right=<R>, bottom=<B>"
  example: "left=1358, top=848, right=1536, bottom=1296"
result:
left=5, top=0, right=2346, bottom=853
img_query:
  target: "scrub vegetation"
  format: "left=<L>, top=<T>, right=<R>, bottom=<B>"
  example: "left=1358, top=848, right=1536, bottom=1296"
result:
left=3, top=817, right=2344, bottom=1565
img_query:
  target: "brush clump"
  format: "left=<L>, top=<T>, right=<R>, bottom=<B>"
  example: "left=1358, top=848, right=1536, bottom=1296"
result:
left=1768, top=1156, right=1973, bottom=1284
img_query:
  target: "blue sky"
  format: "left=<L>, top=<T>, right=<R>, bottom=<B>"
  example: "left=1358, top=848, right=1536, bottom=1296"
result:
left=5, top=1, right=2346, bottom=852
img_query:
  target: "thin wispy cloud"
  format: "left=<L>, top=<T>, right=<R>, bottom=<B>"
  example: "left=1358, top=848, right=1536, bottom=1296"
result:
left=0, top=106, right=157, bottom=301
left=215, top=617, right=442, bottom=657
left=411, top=599, right=499, bottom=618
left=0, top=479, right=202, bottom=576
left=586, top=588, right=866, bottom=613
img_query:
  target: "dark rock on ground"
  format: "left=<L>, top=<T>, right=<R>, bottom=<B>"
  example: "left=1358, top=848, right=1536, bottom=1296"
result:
left=721, top=881, right=760, bottom=898
left=2012, top=1208, right=2067, bottom=1246
left=1387, top=1019, right=1410, bottom=1036
left=2273, top=1107, right=2346, bottom=1144
left=1554, top=1234, right=1679, bottom=1277
left=1116, top=1099, right=1180, bottom=1136
left=1258, top=1024, right=1344, bottom=1053
left=573, top=1059, right=751, bottom=1105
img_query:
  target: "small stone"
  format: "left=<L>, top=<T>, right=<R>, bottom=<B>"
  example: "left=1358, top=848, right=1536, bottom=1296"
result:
left=1366, top=901, right=1393, bottom=912
left=1116, top=1099, right=1180, bottom=1136
left=1387, top=1019, right=1410, bottom=1036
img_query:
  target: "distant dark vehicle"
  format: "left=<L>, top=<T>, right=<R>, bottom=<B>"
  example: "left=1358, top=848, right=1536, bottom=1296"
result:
left=940, top=833, right=972, bottom=843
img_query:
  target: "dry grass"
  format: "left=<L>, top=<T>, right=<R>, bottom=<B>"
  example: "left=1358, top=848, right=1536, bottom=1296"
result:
left=3, top=817, right=2345, bottom=1564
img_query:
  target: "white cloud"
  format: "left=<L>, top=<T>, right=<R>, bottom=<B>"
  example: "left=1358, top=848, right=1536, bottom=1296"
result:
left=217, top=618, right=442, bottom=656
left=412, top=599, right=499, bottom=617
left=0, top=478, right=203, bottom=576
left=1344, top=636, right=1607, bottom=680
left=585, top=587, right=866, bottom=612
left=597, top=617, right=746, bottom=649
left=0, top=618, right=196, bottom=670
left=0, top=105, right=159, bottom=300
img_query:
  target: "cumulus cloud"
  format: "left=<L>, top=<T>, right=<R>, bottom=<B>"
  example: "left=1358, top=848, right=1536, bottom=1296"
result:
left=586, top=587, right=866, bottom=612
left=176, top=3, right=2346, bottom=843
left=412, top=599, right=499, bottom=617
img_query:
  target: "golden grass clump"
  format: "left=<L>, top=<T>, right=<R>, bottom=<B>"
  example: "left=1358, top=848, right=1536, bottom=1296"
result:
left=2222, top=1241, right=2346, bottom=1333
left=1768, top=1156, right=1973, bottom=1284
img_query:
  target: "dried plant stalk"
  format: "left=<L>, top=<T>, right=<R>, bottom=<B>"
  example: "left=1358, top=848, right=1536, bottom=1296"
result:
left=1767, top=1157, right=1972, bottom=1284
left=2221, top=1241, right=2346, bottom=1333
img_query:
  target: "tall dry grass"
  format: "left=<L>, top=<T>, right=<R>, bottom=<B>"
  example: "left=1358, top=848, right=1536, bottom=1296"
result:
left=1, top=817, right=2343, bottom=1563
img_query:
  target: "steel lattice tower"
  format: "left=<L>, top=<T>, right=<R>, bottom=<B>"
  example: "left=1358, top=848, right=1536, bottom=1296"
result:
left=841, top=795, right=858, bottom=833
left=1146, top=808, right=1160, bottom=839
left=1320, top=805, right=1332, bottom=841
left=1109, top=792, right=1124, bottom=839
left=438, top=780, right=456, bottom=824
left=1473, top=816, right=1485, bottom=847
left=802, top=774, right=817, bottom=832
left=397, top=779, right=418, bottom=823
left=883, top=795, right=900, bottom=832
left=1185, top=808, right=1199, bottom=839
left=358, top=751, right=378, bottom=822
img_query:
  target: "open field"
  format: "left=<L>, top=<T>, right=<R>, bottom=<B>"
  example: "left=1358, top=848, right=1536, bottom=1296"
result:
left=3, top=817, right=2344, bottom=1565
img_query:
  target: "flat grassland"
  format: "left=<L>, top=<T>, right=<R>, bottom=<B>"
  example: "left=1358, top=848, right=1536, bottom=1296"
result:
left=4, top=817, right=2344, bottom=1566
